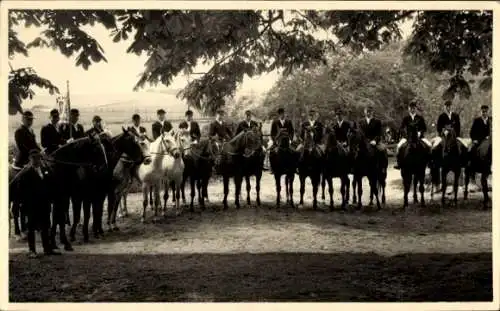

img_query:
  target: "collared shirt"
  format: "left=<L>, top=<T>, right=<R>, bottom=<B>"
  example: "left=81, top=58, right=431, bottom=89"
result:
left=409, top=113, right=416, bottom=120
left=186, top=121, right=192, bottom=131
left=446, top=112, right=452, bottom=120
left=246, top=120, right=252, bottom=127
left=366, top=117, right=372, bottom=124
left=309, top=120, right=315, bottom=126
left=482, top=116, right=489, bottom=124
left=217, top=120, right=223, bottom=125
left=133, top=125, right=141, bottom=134
left=337, top=120, right=343, bottom=127
left=279, top=119, right=285, bottom=126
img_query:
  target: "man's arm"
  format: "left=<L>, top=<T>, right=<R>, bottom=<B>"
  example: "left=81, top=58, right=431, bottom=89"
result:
left=40, top=126, right=49, bottom=150
left=165, top=121, right=173, bottom=132
left=455, top=114, right=461, bottom=137
left=436, top=114, right=444, bottom=135
left=470, top=119, right=479, bottom=141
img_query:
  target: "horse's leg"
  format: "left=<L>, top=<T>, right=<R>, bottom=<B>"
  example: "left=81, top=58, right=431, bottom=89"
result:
left=345, top=176, right=350, bottom=206
left=464, top=166, right=470, bottom=200
left=312, top=174, right=320, bottom=210
left=288, top=173, right=296, bottom=208
left=418, top=169, right=426, bottom=207
left=174, top=182, right=181, bottom=217
left=82, top=199, right=91, bottom=243
left=481, top=173, right=489, bottom=209
left=452, top=168, right=460, bottom=207
left=402, top=172, right=410, bottom=209
left=284, top=174, right=290, bottom=204
left=441, top=168, right=447, bottom=208
left=380, top=172, right=387, bottom=205
left=299, top=175, right=306, bottom=206
left=171, top=181, right=176, bottom=203
left=58, top=201, right=73, bottom=251
left=163, top=182, right=169, bottom=210
left=223, top=175, right=229, bottom=210
left=255, top=170, right=262, bottom=207
left=369, top=175, right=381, bottom=211
left=141, top=184, right=149, bottom=223
left=149, top=187, right=153, bottom=209
left=245, top=175, right=251, bottom=206
left=413, top=174, right=419, bottom=204
left=326, top=176, right=334, bottom=211
left=181, top=174, right=187, bottom=204
left=234, top=175, right=242, bottom=209
left=12, top=201, right=21, bottom=236
left=189, top=177, right=196, bottom=212
left=340, top=176, right=348, bottom=210
left=321, top=174, right=326, bottom=201
left=274, top=174, right=281, bottom=209
left=154, top=183, right=161, bottom=220
left=69, top=195, right=82, bottom=242
left=352, top=178, right=357, bottom=204
left=356, top=176, right=363, bottom=210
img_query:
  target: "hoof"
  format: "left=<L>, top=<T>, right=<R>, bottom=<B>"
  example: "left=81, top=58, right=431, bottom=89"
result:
left=64, top=244, right=74, bottom=251
left=113, top=226, right=120, bottom=232
left=83, top=237, right=89, bottom=243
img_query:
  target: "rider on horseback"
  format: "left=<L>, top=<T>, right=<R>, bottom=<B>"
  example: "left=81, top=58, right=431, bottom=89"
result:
left=394, top=99, right=431, bottom=169
left=209, top=109, right=233, bottom=150
left=356, top=105, right=386, bottom=159
left=13, top=111, right=42, bottom=170
left=268, top=107, right=294, bottom=151
left=332, top=108, right=352, bottom=147
left=431, top=100, right=467, bottom=149
left=41, top=109, right=66, bottom=155
left=469, top=105, right=491, bottom=181
left=296, top=109, right=324, bottom=154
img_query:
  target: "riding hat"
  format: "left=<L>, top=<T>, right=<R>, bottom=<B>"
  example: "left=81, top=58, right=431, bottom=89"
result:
left=22, top=110, right=34, bottom=119
left=157, top=109, right=166, bottom=115
left=481, top=105, right=489, bottom=110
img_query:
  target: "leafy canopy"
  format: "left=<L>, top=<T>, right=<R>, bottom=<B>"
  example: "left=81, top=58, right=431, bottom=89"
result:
left=9, top=10, right=492, bottom=115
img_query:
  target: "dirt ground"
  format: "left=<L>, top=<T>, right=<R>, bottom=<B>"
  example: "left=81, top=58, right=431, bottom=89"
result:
left=9, top=166, right=492, bottom=302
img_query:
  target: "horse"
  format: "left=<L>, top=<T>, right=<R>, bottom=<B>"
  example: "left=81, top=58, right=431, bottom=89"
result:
left=162, top=129, right=189, bottom=216
left=240, top=125, right=265, bottom=207
left=429, top=127, right=467, bottom=207
left=68, top=128, right=148, bottom=242
left=464, top=136, right=492, bottom=209
left=297, top=126, right=323, bottom=209
left=347, top=128, right=382, bottom=211
left=269, top=129, right=299, bottom=208
left=8, top=133, right=109, bottom=251
left=214, top=129, right=263, bottom=210
left=180, top=136, right=218, bottom=212
left=322, top=126, right=351, bottom=211
left=397, top=125, right=430, bottom=209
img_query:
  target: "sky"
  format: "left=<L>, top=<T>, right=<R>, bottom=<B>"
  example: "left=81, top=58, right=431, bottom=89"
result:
left=10, top=11, right=414, bottom=97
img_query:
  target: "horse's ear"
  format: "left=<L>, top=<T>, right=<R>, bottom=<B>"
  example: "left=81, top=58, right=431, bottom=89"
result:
left=122, top=126, right=128, bottom=134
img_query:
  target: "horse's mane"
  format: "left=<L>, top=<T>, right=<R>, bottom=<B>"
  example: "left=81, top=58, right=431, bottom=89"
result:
left=51, top=136, right=94, bottom=156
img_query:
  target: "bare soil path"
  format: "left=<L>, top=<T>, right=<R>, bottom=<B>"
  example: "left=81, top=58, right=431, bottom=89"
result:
left=9, top=167, right=492, bottom=302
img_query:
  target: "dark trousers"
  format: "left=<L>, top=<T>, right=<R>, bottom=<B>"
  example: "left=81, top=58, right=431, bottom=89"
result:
left=26, top=206, right=51, bottom=253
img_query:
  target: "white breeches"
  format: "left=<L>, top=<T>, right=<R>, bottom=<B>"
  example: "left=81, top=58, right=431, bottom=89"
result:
left=267, top=139, right=274, bottom=149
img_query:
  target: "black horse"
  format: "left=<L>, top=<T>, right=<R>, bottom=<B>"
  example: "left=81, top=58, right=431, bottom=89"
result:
left=214, top=130, right=262, bottom=210
left=464, top=136, right=492, bottom=209
left=347, top=128, right=382, bottom=211
left=241, top=125, right=265, bottom=207
left=69, top=128, right=148, bottom=242
left=322, top=126, right=351, bottom=211
left=430, top=127, right=468, bottom=207
left=398, top=125, right=430, bottom=209
left=181, top=137, right=218, bottom=212
left=269, top=129, right=299, bottom=208
left=7, top=133, right=109, bottom=250
left=297, top=126, right=323, bottom=209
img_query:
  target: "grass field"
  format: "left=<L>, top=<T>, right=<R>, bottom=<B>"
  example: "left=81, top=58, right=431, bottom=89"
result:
left=9, top=166, right=492, bottom=302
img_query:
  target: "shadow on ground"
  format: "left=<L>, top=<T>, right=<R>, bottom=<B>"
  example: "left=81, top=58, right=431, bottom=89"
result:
left=9, top=252, right=492, bottom=302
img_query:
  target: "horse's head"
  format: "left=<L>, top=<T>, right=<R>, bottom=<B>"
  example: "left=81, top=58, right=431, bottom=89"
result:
left=229, top=128, right=262, bottom=156
left=174, top=129, right=192, bottom=155
left=275, top=129, right=291, bottom=149
left=113, top=127, right=151, bottom=164
left=442, top=126, right=459, bottom=157
left=325, top=125, right=338, bottom=147
left=157, top=130, right=181, bottom=159
left=303, top=126, right=315, bottom=151
left=384, top=126, right=394, bottom=143
left=52, top=133, right=109, bottom=172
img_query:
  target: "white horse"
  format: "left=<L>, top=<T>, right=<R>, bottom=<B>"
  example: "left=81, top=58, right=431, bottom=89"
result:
left=135, top=130, right=184, bottom=222
left=161, top=129, right=190, bottom=215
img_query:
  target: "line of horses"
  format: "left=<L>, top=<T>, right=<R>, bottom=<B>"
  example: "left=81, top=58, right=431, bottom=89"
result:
left=9, top=122, right=491, bottom=250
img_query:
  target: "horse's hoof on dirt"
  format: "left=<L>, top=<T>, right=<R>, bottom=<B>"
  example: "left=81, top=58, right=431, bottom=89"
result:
left=113, top=227, right=120, bottom=232
left=83, top=238, right=89, bottom=243
left=64, top=244, right=73, bottom=251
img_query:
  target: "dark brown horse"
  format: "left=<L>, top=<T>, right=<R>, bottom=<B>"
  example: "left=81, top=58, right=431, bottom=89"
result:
left=241, top=125, right=265, bottom=207
left=297, top=126, right=323, bottom=209
left=181, top=137, right=218, bottom=212
left=464, top=136, right=492, bottom=209
left=9, top=133, right=109, bottom=251
left=215, top=129, right=263, bottom=210
left=322, top=126, right=351, bottom=211
left=430, top=127, right=468, bottom=207
left=269, top=129, right=299, bottom=208
left=347, top=128, right=382, bottom=211
left=398, top=125, right=430, bottom=209
left=69, top=129, right=148, bottom=242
